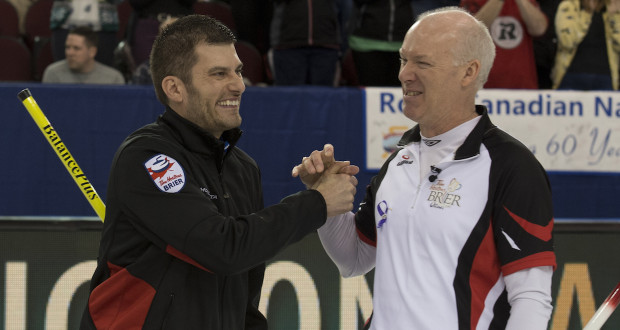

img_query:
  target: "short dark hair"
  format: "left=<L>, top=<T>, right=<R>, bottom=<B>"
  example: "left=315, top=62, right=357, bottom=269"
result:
left=150, top=15, right=237, bottom=105
left=68, top=26, right=99, bottom=48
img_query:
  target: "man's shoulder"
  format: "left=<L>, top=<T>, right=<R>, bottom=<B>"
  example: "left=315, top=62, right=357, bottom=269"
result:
left=43, top=60, right=70, bottom=75
left=94, top=62, right=122, bottom=74
left=46, top=59, right=68, bottom=70
left=42, top=60, right=71, bottom=83
left=93, top=62, right=125, bottom=83
left=482, top=126, right=540, bottom=169
left=113, top=122, right=180, bottom=162
left=124, top=122, right=169, bottom=147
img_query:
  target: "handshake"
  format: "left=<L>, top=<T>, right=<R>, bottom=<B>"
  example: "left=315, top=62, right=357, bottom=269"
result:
left=292, top=144, right=360, bottom=217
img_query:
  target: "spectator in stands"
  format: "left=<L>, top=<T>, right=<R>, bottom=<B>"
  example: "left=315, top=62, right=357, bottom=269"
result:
left=50, top=0, right=120, bottom=67
left=42, top=26, right=125, bottom=84
left=551, top=0, right=620, bottom=90
left=270, top=0, right=350, bottom=86
left=127, top=0, right=195, bottom=67
left=461, top=0, right=548, bottom=89
left=348, top=0, right=416, bottom=87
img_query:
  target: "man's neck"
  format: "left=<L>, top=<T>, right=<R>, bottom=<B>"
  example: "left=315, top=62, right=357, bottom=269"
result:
left=75, top=60, right=96, bottom=74
left=420, top=108, right=479, bottom=138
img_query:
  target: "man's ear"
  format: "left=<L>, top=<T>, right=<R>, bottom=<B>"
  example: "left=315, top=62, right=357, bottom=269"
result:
left=462, top=59, right=480, bottom=88
left=89, top=46, right=97, bottom=59
left=162, top=76, right=186, bottom=104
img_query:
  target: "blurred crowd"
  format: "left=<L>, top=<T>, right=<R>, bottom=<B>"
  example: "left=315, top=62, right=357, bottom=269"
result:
left=1, top=0, right=617, bottom=90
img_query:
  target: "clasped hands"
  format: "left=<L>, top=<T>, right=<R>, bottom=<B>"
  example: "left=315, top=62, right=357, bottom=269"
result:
left=291, top=144, right=360, bottom=217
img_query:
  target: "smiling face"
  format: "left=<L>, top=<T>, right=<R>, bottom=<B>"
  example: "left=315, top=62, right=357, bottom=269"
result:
left=398, top=11, right=482, bottom=136
left=178, top=43, right=245, bottom=137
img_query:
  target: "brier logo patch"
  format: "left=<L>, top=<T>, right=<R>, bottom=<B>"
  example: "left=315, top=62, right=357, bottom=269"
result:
left=144, top=154, right=186, bottom=193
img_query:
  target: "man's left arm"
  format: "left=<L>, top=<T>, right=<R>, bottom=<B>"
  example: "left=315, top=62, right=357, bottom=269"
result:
left=515, top=0, right=548, bottom=36
left=494, top=145, right=556, bottom=328
left=504, top=266, right=554, bottom=329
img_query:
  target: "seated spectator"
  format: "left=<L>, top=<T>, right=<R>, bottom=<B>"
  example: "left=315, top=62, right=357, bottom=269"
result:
left=551, top=0, right=620, bottom=90
left=270, top=0, right=350, bottom=86
left=348, top=0, right=415, bottom=87
left=50, top=0, right=119, bottom=67
left=460, top=0, right=548, bottom=89
left=42, top=26, right=125, bottom=84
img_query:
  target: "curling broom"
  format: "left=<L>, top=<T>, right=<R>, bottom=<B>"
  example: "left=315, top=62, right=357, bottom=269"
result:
left=17, top=88, right=105, bottom=221
left=583, top=281, right=620, bottom=330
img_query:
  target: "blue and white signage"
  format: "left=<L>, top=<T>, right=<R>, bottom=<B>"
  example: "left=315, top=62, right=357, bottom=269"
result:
left=365, top=87, right=620, bottom=172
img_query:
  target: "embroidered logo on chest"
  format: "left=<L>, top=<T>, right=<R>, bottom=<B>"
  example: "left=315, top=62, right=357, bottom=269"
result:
left=422, top=139, right=441, bottom=147
left=427, top=178, right=462, bottom=209
left=200, top=187, right=218, bottom=199
left=144, top=154, right=186, bottom=193
left=396, top=154, right=414, bottom=166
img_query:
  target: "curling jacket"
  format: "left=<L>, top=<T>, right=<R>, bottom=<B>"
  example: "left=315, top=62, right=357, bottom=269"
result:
left=270, top=0, right=344, bottom=49
left=349, top=0, right=415, bottom=42
left=80, top=108, right=327, bottom=329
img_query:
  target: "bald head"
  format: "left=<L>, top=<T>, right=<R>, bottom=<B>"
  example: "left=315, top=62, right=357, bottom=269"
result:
left=413, top=7, right=495, bottom=90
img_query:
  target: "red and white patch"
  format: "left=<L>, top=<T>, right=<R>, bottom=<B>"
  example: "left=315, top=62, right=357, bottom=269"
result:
left=144, top=154, right=186, bottom=193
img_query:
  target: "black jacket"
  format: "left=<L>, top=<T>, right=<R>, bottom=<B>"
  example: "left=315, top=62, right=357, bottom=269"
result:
left=80, top=108, right=327, bottom=329
left=350, top=0, right=415, bottom=42
left=270, top=0, right=343, bottom=49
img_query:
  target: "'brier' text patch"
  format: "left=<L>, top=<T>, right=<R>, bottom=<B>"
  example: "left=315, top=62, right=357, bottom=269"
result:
left=144, top=154, right=186, bottom=193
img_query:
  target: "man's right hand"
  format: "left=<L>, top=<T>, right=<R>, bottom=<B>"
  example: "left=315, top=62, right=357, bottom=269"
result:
left=291, top=144, right=359, bottom=188
left=312, top=161, right=358, bottom=217
left=292, top=144, right=360, bottom=216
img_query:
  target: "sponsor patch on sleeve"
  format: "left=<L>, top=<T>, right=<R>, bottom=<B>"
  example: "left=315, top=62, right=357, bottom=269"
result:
left=144, top=154, right=186, bottom=193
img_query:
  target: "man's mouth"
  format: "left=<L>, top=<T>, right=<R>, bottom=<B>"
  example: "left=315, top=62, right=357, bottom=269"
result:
left=217, top=99, right=240, bottom=107
left=404, top=91, right=422, bottom=96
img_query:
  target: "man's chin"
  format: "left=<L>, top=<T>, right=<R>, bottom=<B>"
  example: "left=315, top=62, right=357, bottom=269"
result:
left=403, top=106, right=421, bottom=122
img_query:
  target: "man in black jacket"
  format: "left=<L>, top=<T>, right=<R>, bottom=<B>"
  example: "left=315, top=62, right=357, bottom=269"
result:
left=80, top=15, right=358, bottom=329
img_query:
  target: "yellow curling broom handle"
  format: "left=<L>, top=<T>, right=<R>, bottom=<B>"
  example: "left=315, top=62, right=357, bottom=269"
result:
left=17, top=88, right=106, bottom=221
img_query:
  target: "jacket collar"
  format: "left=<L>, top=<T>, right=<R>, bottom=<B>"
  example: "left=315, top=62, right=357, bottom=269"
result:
left=397, top=105, right=496, bottom=160
left=158, top=107, right=242, bottom=156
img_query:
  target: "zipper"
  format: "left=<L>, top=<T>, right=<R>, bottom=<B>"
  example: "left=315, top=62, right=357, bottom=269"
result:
left=411, top=181, right=422, bottom=209
left=161, top=292, right=174, bottom=329
left=219, top=148, right=231, bottom=205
